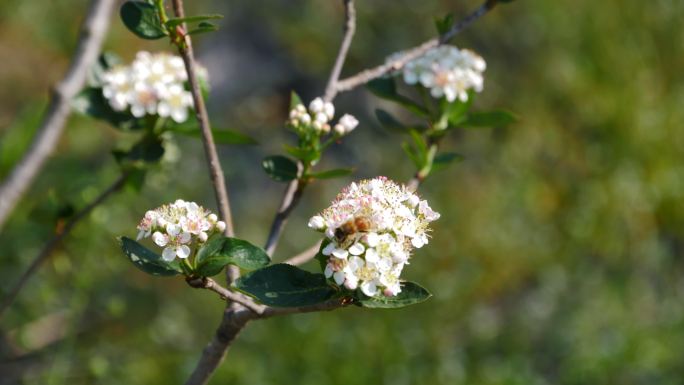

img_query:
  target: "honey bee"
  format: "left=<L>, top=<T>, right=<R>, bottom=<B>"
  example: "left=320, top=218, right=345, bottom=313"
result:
left=334, top=216, right=372, bottom=248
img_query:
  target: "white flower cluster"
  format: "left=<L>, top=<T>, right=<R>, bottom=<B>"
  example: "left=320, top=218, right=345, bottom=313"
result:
left=102, top=51, right=195, bottom=123
left=393, top=45, right=486, bottom=103
left=136, top=199, right=226, bottom=261
left=308, top=177, right=440, bottom=297
left=288, top=97, right=358, bottom=136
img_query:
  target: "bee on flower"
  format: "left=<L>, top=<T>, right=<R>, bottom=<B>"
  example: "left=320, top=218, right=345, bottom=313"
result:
left=136, top=200, right=225, bottom=261
left=309, top=177, right=440, bottom=298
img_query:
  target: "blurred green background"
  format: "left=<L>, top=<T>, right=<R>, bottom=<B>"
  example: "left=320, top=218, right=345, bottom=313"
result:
left=2, top=0, right=684, bottom=384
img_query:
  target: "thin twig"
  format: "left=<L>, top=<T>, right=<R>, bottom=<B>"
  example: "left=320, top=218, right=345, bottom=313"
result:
left=170, top=0, right=235, bottom=240
left=263, top=168, right=305, bottom=256
left=187, top=277, right=266, bottom=314
left=170, top=0, right=239, bottom=287
left=324, top=0, right=357, bottom=102
left=0, top=0, right=117, bottom=233
left=334, top=0, right=498, bottom=93
left=284, top=241, right=322, bottom=266
left=0, top=172, right=129, bottom=319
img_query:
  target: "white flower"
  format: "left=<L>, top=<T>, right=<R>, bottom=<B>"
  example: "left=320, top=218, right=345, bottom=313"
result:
left=309, top=177, right=439, bottom=297
left=135, top=200, right=225, bottom=261
left=336, top=114, right=358, bottom=135
left=101, top=51, right=204, bottom=123
left=391, top=45, right=486, bottom=103
left=157, top=83, right=193, bottom=123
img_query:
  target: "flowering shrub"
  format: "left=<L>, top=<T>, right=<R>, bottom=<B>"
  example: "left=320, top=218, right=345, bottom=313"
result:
left=12, top=0, right=520, bottom=383
left=309, top=177, right=440, bottom=297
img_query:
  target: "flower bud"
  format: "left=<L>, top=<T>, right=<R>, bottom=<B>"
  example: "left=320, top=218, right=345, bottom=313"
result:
left=309, top=97, right=324, bottom=113
left=323, top=102, right=335, bottom=120
left=216, top=221, right=226, bottom=232
left=198, top=231, right=208, bottom=242
left=208, top=213, right=218, bottom=223
left=308, top=215, right=325, bottom=230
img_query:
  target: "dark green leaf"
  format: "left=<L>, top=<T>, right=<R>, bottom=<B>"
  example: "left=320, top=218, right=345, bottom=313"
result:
left=72, top=88, right=142, bottom=130
left=459, top=110, right=518, bottom=128
left=120, top=1, right=167, bottom=40
left=187, top=22, right=219, bottom=36
left=375, top=109, right=406, bottom=132
left=290, top=91, right=303, bottom=110
left=283, top=144, right=320, bottom=162
left=402, top=142, right=422, bottom=169
left=409, top=129, right=428, bottom=159
left=168, top=123, right=258, bottom=145
left=119, top=237, right=182, bottom=276
left=124, top=168, right=147, bottom=192
left=432, top=152, right=464, bottom=172
left=113, top=135, right=164, bottom=165
left=262, top=155, right=299, bottom=182
left=434, top=13, right=454, bottom=35
left=195, top=236, right=271, bottom=276
left=235, top=264, right=337, bottom=307
left=309, top=168, right=354, bottom=179
left=165, top=14, right=223, bottom=28
left=444, top=95, right=474, bottom=127
left=367, top=78, right=429, bottom=118
left=357, top=281, right=432, bottom=308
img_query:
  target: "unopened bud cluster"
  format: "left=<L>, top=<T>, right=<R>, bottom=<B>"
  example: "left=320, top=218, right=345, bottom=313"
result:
left=391, top=45, right=486, bottom=103
left=136, top=199, right=226, bottom=261
left=288, top=97, right=358, bottom=137
left=308, top=177, right=440, bottom=297
left=102, top=51, right=199, bottom=123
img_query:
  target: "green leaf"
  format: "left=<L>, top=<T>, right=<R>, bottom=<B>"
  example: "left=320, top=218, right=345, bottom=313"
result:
left=459, top=110, right=518, bottom=128
left=72, top=88, right=142, bottom=130
left=283, top=144, right=320, bottom=163
left=119, top=237, right=182, bottom=276
left=357, top=281, right=432, bottom=308
left=367, top=77, right=429, bottom=118
left=375, top=109, right=406, bottom=132
left=165, top=14, right=223, bottom=28
left=308, top=168, right=354, bottom=179
left=168, top=124, right=258, bottom=145
left=195, top=236, right=270, bottom=276
left=113, top=135, right=164, bottom=165
left=235, top=264, right=337, bottom=307
left=402, top=142, right=422, bottom=169
left=187, top=22, right=219, bottom=36
left=120, top=1, right=167, bottom=40
left=262, top=155, right=299, bottom=182
left=444, top=96, right=474, bottom=127
left=434, top=13, right=454, bottom=35
left=408, top=129, right=428, bottom=160
left=290, top=91, right=303, bottom=110
left=124, top=168, right=147, bottom=192
left=432, top=152, right=464, bottom=172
